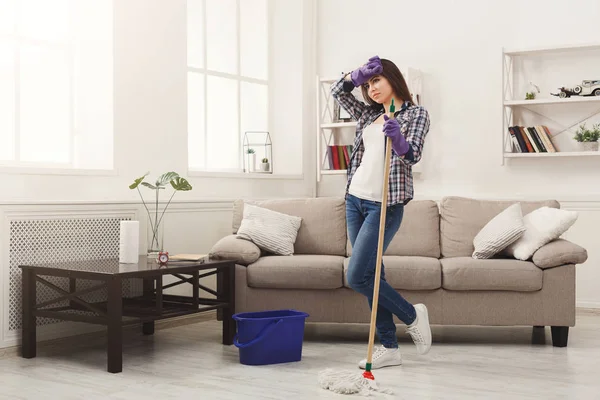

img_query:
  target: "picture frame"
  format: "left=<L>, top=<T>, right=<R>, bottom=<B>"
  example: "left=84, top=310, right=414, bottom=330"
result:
left=334, top=102, right=353, bottom=122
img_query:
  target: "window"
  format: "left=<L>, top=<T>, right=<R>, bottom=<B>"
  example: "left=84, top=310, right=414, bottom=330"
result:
left=187, top=0, right=269, bottom=172
left=0, top=0, right=114, bottom=171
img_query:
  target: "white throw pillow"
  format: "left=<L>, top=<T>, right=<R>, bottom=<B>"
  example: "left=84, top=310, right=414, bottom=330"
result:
left=236, top=204, right=302, bottom=256
left=503, top=206, right=578, bottom=261
left=472, top=203, right=526, bottom=259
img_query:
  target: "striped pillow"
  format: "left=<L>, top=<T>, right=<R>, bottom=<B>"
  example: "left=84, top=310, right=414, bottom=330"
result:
left=472, top=203, right=526, bottom=259
left=237, top=204, right=302, bottom=256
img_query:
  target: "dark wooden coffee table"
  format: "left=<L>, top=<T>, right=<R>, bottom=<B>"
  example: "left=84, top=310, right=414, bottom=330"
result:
left=19, top=256, right=235, bottom=373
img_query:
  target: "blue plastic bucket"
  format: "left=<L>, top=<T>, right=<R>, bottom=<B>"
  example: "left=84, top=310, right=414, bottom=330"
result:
left=232, top=309, right=309, bottom=365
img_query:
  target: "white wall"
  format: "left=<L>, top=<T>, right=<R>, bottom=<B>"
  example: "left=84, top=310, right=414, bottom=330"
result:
left=316, top=0, right=600, bottom=307
left=271, top=0, right=305, bottom=176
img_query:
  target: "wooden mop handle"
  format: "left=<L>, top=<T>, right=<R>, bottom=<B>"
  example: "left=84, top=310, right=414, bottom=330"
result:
left=365, top=103, right=395, bottom=370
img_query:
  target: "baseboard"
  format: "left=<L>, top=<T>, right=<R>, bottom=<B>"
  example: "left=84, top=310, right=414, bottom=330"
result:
left=577, top=302, right=600, bottom=310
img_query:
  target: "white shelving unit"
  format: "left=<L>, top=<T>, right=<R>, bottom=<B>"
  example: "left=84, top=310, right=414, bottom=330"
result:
left=315, top=76, right=355, bottom=182
left=316, top=69, right=423, bottom=182
left=502, top=43, right=600, bottom=164
left=504, top=151, right=600, bottom=158
left=505, top=97, right=600, bottom=107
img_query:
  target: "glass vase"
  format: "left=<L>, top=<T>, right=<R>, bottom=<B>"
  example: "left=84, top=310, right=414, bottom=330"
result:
left=147, top=218, right=164, bottom=259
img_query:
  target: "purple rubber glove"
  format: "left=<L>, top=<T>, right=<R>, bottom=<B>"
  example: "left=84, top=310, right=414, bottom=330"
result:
left=383, top=115, right=410, bottom=155
left=350, top=56, right=383, bottom=87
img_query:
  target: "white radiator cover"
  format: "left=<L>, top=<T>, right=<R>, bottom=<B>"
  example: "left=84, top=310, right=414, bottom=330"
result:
left=9, top=216, right=136, bottom=331
left=2, top=206, right=140, bottom=348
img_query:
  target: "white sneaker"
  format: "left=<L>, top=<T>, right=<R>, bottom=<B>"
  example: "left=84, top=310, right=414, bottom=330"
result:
left=358, top=345, right=402, bottom=370
left=406, top=303, right=432, bottom=355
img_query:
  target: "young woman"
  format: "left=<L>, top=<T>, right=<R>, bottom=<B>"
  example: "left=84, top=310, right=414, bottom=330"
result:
left=331, top=56, right=432, bottom=369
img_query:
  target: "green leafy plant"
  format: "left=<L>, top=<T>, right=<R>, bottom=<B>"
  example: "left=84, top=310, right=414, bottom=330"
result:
left=526, top=81, right=540, bottom=100
left=573, top=123, right=600, bottom=142
left=247, top=148, right=255, bottom=154
left=129, top=171, right=192, bottom=253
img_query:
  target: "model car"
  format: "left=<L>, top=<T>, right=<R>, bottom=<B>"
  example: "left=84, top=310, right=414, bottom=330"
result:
left=551, top=80, right=600, bottom=98
left=551, top=87, right=577, bottom=98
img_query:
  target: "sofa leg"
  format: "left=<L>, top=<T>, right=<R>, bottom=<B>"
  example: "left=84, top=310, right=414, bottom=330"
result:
left=551, top=326, right=569, bottom=347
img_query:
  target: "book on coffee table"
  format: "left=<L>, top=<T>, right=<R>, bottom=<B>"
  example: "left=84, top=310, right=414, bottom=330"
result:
left=169, top=253, right=209, bottom=262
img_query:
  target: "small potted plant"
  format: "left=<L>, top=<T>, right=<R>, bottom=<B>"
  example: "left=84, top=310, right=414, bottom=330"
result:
left=525, top=81, right=539, bottom=100
left=260, top=157, right=270, bottom=172
left=573, top=123, right=600, bottom=151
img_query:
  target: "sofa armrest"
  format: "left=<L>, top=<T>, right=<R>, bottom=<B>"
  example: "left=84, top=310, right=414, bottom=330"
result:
left=531, top=239, right=588, bottom=269
left=208, top=234, right=261, bottom=266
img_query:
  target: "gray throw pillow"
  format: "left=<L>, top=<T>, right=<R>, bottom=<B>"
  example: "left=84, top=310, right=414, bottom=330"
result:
left=237, top=204, right=302, bottom=256
left=472, top=203, right=526, bottom=259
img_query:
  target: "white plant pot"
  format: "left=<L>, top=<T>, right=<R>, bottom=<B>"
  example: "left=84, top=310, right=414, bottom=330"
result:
left=579, top=142, right=599, bottom=151
left=260, top=162, right=270, bottom=172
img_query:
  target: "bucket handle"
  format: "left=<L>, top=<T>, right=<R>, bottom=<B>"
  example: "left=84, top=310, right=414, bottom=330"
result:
left=233, top=318, right=284, bottom=349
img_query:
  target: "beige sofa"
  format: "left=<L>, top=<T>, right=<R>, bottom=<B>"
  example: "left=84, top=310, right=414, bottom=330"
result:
left=209, top=196, right=588, bottom=347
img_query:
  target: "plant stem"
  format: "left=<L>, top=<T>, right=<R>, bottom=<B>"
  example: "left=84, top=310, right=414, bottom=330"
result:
left=154, top=187, right=159, bottom=250
left=156, top=190, right=176, bottom=231
left=137, top=186, right=156, bottom=239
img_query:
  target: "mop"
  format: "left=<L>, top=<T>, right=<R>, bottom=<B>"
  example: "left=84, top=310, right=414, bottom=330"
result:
left=318, top=99, right=397, bottom=396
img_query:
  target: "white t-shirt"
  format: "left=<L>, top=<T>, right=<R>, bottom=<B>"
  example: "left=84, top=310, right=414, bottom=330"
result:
left=348, top=123, right=385, bottom=202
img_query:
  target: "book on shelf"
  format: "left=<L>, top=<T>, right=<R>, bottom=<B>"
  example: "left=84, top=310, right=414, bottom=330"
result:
left=326, top=145, right=353, bottom=170
left=508, top=125, right=558, bottom=153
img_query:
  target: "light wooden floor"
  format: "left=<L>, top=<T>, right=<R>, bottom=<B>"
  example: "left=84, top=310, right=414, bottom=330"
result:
left=1, top=311, right=600, bottom=399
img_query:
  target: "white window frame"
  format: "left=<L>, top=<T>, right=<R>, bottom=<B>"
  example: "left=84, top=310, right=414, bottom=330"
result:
left=186, top=0, right=271, bottom=176
left=0, top=1, right=114, bottom=176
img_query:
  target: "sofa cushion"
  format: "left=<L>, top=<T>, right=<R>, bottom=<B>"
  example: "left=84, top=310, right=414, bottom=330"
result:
left=532, top=239, right=588, bottom=269
left=347, top=200, right=440, bottom=258
left=246, top=255, right=344, bottom=289
left=232, top=197, right=346, bottom=256
left=343, top=256, right=441, bottom=290
left=440, top=196, right=559, bottom=258
left=209, top=234, right=261, bottom=265
left=440, top=257, right=542, bottom=291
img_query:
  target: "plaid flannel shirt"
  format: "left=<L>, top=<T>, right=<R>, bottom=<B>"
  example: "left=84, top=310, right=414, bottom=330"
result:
left=331, top=75, right=430, bottom=206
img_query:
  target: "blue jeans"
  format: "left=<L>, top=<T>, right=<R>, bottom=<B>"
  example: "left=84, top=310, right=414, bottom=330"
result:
left=346, top=194, right=417, bottom=348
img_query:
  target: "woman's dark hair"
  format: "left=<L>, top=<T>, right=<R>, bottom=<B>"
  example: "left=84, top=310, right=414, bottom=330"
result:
left=360, top=58, right=415, bottom=110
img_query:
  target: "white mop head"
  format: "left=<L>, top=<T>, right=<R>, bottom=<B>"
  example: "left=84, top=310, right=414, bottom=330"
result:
left=317, top=368, right=394, bottom=396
